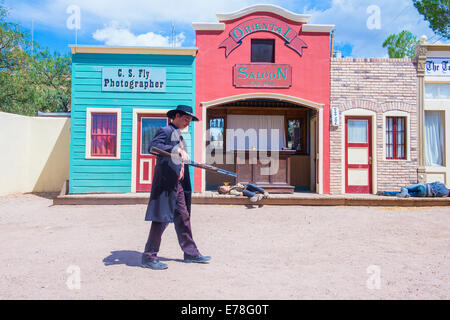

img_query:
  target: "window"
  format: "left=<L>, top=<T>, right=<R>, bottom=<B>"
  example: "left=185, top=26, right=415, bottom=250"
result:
left=425, top=83, right=450, bottom=99
left=209, top=117, right=225, bottom=149
left=425, top=111, right=444, bottom=166
left=347, top=120, right=368, bottom=143
left=251, top=39, right=275, bottom=63
left=386, top=117, right=406, bottom=160
left=141, top=118, right=167, bottom=155
left=91, top=113, right=117, bottom=156
left=287, top=118, right=307, bottom=154
left=86, top=108, right=121, bottom=159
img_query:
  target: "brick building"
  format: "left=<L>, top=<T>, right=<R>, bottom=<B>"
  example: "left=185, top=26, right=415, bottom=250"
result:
left=330, top=58, right=418, bottom=194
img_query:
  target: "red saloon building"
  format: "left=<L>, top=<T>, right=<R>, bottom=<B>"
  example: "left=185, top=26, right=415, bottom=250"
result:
left=193, top=5, right=335, bottom=194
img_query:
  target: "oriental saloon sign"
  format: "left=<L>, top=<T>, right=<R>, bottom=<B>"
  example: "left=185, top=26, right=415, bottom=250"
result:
left=102, top=67, right=166, bottom=92
left=233, top=64, right=292, bottom=88
left=219, top=17, right=307, bottom=57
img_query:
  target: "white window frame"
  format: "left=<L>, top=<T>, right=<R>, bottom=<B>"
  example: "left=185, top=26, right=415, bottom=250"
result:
left=85, top=108, right=122, bottom=160
left=382, top=111, right=410, bottom=161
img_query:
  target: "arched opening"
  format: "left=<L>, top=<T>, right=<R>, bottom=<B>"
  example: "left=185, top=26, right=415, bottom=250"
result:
left=201, top=94, right=324, bottom=194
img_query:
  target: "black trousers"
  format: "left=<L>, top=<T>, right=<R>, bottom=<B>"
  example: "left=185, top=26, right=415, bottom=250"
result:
left=144, top=183, right=200, bottom=259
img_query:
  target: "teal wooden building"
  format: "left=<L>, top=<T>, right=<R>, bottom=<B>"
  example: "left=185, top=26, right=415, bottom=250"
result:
left=69, top=46, right=197, bottom=194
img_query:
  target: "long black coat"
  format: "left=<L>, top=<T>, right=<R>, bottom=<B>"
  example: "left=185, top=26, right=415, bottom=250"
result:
left=145, top=123, right=192, bottom=222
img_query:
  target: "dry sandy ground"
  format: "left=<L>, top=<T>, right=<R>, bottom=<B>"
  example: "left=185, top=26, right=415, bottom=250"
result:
left=0, top=193, right=448, bottom=300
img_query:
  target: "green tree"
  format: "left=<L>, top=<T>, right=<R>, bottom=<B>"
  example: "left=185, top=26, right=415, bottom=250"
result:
left=382, top=30, right=420, bottom=58
left=29, top=48, right=72, bottom=113
left=413, top=0, right=450, bottom=40
left=0, top=1, right=71, bottom=116
left=0, top=2, right=34, bottom=115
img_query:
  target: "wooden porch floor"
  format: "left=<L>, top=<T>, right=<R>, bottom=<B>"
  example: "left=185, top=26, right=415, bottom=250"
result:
left=53, top=190, right=450, bottom=207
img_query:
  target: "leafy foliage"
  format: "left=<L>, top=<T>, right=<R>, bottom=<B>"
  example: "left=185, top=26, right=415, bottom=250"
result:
left=413, top=0, right=450, bottom=40
left=0, top=1, right=71, bottom=116
left=382, top=30, right=420, bottom=58
left=29, top=49, right=72, bottom=113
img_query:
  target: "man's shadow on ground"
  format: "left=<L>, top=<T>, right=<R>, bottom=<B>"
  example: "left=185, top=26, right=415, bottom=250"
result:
left=103, top=250, right=184, bottom=268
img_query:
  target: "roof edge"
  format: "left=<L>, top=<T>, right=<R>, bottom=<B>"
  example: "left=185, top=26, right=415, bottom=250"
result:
left=192, top=22, right=225, bottom=31
left=69, top=45, right=198, bottom=56
left=302, top=24, right=335, bottom=33
left=424, top=44, right=450, bottom=51
left=216, top=4, right=311, bottom=23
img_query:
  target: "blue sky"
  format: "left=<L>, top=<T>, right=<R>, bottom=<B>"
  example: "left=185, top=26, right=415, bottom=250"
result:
left=3, top=0, right=448, bottom=57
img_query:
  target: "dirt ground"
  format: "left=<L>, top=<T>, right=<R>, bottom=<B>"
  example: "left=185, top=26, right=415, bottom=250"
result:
left=0, top=193, right=448, bottom=300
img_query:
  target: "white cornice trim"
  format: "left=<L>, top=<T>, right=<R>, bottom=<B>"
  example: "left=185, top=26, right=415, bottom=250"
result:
left=216, top=4, right=311, bottom=23
left=425, top=44, right=450, bottom=52
left=192, top=22, right=225, bottom=31
left=302, top=24, right=335, bottom=33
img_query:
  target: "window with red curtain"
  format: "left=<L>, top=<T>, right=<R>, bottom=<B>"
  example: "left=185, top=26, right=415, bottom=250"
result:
left=91, top=113, right=117, bottom=157
left=386, top=117, right=406, bottom=160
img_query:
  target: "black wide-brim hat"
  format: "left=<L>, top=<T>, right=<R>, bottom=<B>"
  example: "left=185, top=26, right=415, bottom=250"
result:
left=167, top=105, right=199, bottom=121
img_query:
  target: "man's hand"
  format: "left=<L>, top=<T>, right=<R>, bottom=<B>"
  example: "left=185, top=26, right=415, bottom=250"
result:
left=178, top=148, right=190, bottom=162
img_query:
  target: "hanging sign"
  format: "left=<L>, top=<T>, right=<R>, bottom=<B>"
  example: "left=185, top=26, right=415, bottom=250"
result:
left=219, top=17, right=307, bottom=57
left=331, top=107, right=340, bottom=126
left=233, top=64, right=292, bottom=88
left=102, top=67, right=166, bottom=92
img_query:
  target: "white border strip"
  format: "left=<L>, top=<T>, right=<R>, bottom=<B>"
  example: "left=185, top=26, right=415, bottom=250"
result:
left=139, top=159, right=153, bottom=185
left=202, top=93, right=325, bottom=109
left=318, top=108, right=324, bottom=194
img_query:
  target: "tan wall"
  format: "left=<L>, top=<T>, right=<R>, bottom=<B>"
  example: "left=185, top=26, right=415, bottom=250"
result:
left=330, top=58, right=418, bottom=194
left=0, top=111, right=70, bottom=195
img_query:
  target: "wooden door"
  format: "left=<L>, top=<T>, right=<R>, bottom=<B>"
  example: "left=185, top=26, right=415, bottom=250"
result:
left=136, top=115, right=167, bottom=192
left=345, top=117, right=372, bottom=194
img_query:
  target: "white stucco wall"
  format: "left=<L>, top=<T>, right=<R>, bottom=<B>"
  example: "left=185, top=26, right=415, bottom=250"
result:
left=0, top=111, right=70, bottom=195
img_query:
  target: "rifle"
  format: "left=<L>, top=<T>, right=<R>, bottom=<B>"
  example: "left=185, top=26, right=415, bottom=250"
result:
left=149, top=147, right=237, bottom=178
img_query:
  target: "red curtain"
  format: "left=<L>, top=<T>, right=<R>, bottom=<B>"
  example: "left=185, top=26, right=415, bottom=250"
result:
left=92, top=114, right=117, bottom=156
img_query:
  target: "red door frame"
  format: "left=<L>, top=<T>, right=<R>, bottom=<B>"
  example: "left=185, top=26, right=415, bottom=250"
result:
left=345, top=116, right=372, bottom=194
left=136, top=114, right=168, bottom=192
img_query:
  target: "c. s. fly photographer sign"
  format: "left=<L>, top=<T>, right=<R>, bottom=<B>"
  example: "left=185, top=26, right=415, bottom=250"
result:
left=102, top=67, right=166, bottom=92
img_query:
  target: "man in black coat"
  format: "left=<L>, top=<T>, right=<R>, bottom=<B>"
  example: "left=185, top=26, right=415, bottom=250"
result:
left=142, top=105, right=211, bottom=270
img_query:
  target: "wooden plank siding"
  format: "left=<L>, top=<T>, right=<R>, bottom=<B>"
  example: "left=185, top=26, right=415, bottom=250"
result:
left=69, top=53, right=196, bottom=194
